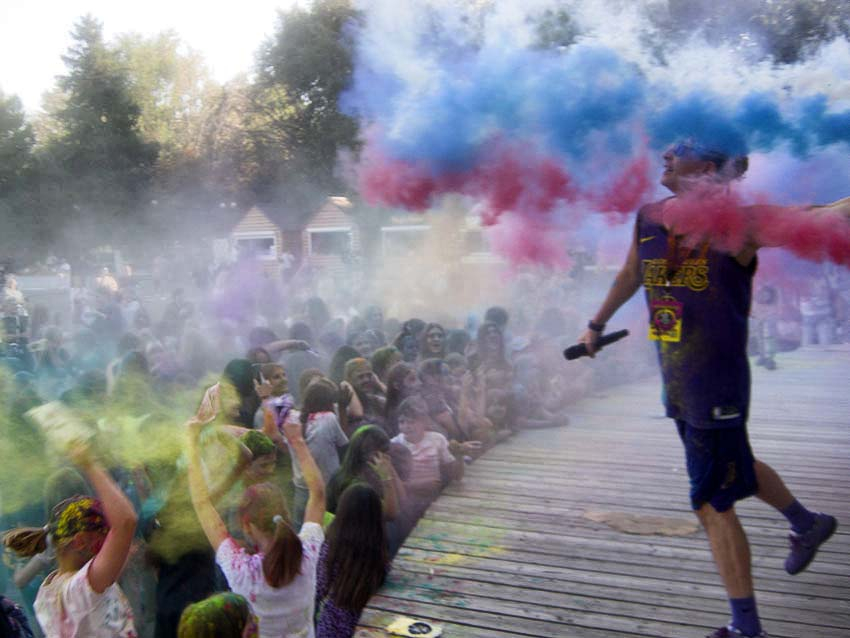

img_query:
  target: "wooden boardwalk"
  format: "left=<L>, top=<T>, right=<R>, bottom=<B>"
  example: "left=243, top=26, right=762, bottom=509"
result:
left=357, top=346, right=850, bottom=638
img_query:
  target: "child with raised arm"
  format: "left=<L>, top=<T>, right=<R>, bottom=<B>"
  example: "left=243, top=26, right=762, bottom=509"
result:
left=288, top=380, right=349, bottom=530
left=3, top=443, right=138, bottom=638
left=186, top=414, right=326, bottom=638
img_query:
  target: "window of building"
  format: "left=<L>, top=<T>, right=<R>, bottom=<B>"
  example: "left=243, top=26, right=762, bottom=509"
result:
left=308, top=229, right=352, bottom=256
left=234, top=234, right=276, bottom=260
left=381, top=225, right=429, bottom=258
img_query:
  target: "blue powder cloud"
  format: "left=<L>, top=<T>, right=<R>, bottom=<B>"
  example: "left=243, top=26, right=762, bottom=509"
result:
left=734, top=92, right=799, bottom=152
left=532, top=46, right=646, bottom=158
left=342, top=16, right=850, bottom=172
left=342, top=44, right=647, bottom=172
left=799, top=94, right=850, bottom=149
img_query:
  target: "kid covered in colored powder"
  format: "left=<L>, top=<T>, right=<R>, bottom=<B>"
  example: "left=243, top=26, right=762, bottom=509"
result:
left=177, top=592, right=258, bottom=638
left=314, top=484, right=389, bottom=638
left=186, top=411, right=326, bottom=638
left=4, top=442, right=138, bottom=637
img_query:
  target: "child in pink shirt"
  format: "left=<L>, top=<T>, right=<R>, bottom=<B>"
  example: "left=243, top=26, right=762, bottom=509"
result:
left=391, top=396, right=463, bottom=524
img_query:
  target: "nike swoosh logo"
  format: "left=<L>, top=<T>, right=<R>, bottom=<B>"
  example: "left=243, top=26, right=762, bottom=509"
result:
left=640, top=236, right=656, bottom=243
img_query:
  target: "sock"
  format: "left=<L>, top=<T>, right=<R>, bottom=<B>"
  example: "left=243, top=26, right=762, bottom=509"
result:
left=781, top=499, right=816, bottom=534
left=730, top=596, right=762, bottom=637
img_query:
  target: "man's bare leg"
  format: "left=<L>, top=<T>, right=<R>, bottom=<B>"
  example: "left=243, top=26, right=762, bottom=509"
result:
left=697, top=504, right=754, bottom=598
left=697, top=504, right=763, bottom=636
left=754, top=459, right=794, bottom=510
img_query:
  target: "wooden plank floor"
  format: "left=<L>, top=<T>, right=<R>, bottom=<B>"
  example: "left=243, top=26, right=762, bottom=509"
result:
left=358, top=346, right=850, bottom=638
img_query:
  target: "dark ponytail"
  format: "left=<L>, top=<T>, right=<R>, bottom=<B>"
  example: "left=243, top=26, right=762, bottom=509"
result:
left=239, top=483, right=303, bottom=588
left=264, top=514, right=303, bottom=588
left=324, top=483, right=387, bottom=611
left=299, top=379, right=338, bottom=427
left=3, top=527, right=49, bottom=558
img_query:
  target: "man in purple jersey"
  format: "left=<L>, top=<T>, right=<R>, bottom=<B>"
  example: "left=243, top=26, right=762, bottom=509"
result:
left=579, top=142, right=846, bottom=638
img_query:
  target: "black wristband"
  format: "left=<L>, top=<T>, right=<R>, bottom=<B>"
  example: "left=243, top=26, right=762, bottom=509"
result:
left=587, top=320, right=606, bottom=333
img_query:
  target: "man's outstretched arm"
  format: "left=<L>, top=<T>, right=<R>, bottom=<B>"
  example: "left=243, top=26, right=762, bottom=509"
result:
left=735, top=196, right=850, bottom=266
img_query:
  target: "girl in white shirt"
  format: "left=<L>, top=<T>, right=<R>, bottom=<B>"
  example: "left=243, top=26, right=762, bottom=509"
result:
left=187, top=411, right=326, bottom=638
left=3, top=443, right=138, bottom=638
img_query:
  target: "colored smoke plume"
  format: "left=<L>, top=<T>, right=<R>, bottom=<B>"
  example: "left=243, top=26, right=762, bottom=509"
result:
left=647, top=187, right=850, bottom=266
left=343, top=1, right=850, bottom=267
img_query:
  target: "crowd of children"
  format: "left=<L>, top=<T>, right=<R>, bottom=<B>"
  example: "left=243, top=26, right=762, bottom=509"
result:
left=0, top=263, right=634, bottom=638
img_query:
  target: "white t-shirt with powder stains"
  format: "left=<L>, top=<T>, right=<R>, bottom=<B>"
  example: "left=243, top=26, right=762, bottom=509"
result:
left=216, top=522, right=324, bottom=638
left=34, top=559, right=136, bottom=638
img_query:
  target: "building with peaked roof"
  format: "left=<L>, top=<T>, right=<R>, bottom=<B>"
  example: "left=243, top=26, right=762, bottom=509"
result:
left=230, top=205, right=303, bottom=265
left=227, top=197, right=503, bottom=297
left=301, top=196, right=361, bottom=273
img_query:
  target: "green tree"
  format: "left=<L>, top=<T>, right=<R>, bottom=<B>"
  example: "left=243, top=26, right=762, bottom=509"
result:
left=250, top=0, right=361, bottom=212
left=532, top=6, right=579, bottom=50
left=0, top=90, right=35, bottom=196
left=0, top=90, right=42, bottom=259
left=41, top=15, right=158, bottom=246
left=647, top=0, right=850, bottom=64
left=114, top=32, right=218, bottom=164
left=750, top=0, right=850, bottom=63
left=111, top=29, right=243, bottom=237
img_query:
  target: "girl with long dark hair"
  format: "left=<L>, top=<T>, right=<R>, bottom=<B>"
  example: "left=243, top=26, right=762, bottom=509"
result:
left=418, top=323, right=447, bottom=361
left=315, top=484, right=389, bottom=638
left=325, top=426, right=403, bottom=522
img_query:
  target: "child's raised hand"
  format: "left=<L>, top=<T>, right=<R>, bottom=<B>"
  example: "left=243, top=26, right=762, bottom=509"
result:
left=196, top=383, right=220, bottom=423
left=254, top=377, right=273, bottom=400
left=461, top=440, right=483, bottom=452
left=261, top=406, right=279, bottom=439
left=67, top=439, right=95, bottom=469
left=185, top=417, right=207, bottom=441
left=368, top=451, right=393, bottom=482
left=337, top=383, right=354, bottom=409
left=282, top=418, right=304, bottom=444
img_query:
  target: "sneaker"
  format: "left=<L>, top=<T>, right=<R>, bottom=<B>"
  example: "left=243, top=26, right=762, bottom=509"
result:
left=707, top=626, right=768, bottom=638
left=785, top=512, right=838, bottom=575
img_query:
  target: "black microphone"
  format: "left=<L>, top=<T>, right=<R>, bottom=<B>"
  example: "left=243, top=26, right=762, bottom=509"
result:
left=563, top=329, right=629, bottom=361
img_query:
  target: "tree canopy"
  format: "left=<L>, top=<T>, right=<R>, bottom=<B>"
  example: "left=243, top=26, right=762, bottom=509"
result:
left=0, top=91, right=34, bottom=197
left=249, top=0, right=360, bottom=214
left=35, top=15, right=158, bottom=247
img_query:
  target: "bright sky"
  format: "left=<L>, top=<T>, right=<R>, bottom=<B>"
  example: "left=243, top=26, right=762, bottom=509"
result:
left=0, top=0, right=301, bottom=113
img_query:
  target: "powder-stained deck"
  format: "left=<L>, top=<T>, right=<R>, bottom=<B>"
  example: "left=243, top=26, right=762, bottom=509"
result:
left=357, top=346, right=850, bottom=638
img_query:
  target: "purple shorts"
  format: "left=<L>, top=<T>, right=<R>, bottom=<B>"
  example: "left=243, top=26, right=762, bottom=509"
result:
left=675, top=420, right=758, bottom=512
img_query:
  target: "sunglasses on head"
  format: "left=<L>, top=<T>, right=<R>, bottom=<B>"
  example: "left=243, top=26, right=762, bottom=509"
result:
left=671, top=141, right=728, bottom=167
left=671, top=141, right=699, bottom=158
